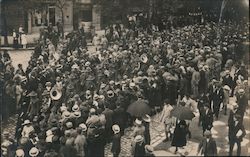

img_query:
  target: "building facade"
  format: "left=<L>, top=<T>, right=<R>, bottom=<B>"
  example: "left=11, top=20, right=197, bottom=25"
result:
left=1, top=0, right=101, bottom=35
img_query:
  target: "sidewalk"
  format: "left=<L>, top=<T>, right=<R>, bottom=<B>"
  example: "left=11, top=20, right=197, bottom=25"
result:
left=0, top=30, right=105, bottom=48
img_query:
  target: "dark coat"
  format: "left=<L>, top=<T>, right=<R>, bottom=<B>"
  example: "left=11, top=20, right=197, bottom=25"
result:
left=198, top=137, right=217, bottom=156
left=228, top=120, right=246, bottom=143
left=236, top=94, right=248, bottom=116
left=201, top=109, right=213, bottom=130
left=222, top=75, right=234, bottom=88
left=143, top=122, right=151, bottom=145
left=133, top=142, right=146, bottom=157
left=113, top=106, right=126, bottom=131
left=211, top=88, right=224, bottom=107
left=111, top=133, right=121, bottom=155
left=102, top=108, right=114, bottom=130
left=171, top=121, right=188, bottom=147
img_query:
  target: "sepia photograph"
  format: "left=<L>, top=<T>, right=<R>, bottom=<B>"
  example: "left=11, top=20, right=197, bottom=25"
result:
left=0, top=0, right=249, bottom=156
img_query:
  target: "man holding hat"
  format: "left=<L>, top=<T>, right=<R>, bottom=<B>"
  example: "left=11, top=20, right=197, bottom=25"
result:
left=131, top=135, right=146, bottom=157
left=197, top=130, right=217, bottom=156
left=111, top=125, right=121, bottom=157
left=228, top=114, right=246, bottom=156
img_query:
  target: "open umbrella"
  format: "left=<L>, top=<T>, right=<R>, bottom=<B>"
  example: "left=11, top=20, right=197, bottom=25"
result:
left=170, top=106, right=195, bottom=120
left=127, top=99, right=151, bottom=117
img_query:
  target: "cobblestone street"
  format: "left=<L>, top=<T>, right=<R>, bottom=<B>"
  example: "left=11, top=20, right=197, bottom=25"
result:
left=2, top=113, right=165, bottom=157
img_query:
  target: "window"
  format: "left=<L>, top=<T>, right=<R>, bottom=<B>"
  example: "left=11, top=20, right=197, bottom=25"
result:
left=81, top=9, right=92, bottom=22
left=48, top=7, right=56, bottom=26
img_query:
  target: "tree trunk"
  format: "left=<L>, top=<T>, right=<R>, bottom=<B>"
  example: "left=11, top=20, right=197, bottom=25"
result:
left=2, top=7, right=9, bottom=46
left=61, top=9, right=64, bottom=38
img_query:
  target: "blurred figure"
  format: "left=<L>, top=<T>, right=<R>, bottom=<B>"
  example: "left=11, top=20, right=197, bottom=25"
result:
left=228, top=114, right=246, bottom=156
left=197, top=130, right=217, bottom=156
left=171, top=120, right=188, bottom=154
left=111, top=125, right=121, bottom=157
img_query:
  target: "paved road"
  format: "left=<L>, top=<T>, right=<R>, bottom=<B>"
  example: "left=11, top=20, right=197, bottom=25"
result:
left=153, top=98, right=250, bottom=156
left=8, top=49, right=33, bottom=70
left=3, top=49, right=250, bottom=156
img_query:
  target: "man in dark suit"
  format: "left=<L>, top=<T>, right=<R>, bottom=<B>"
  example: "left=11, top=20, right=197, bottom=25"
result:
left=228, top=114, right=246, bottom=156
left=111, top=125, right=121, bottom=157
left=113, top=103, right=126, bottom=135
left=201, top=104, right=213, bottom=134
left=210, top=82, right=224, bottom=120
left=236, top=89, right=248, bottom=119
left=197, top=130, right=217, bottom=156
left=102, top=104, right=114, bottom=143
left=222, top=70, right=234, bottom=91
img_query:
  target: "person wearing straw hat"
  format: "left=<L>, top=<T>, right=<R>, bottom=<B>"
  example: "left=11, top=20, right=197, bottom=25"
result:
left=160, top=99, right=173, bottom=142
left=15, top=148, right=25, bottom=157
left=197, top=130, right=217, bottom=156
left=21, top=120, right=34, bottom=138
left=142, top=114, right=151, bottom=145
left=131, top=119, right=145, bottom=138
left=228, top=114, right=246, bottom=156
left=29, top=147, right=39, bottom=157
left=74, top=127, right=87, bottom=157
left=145, top=145, right=155, bottom=157
left=111, top=125, right=121, bottom=157
left=27, top=91, right=40, bottom=117
left=131, top=135, right=146, bottom=157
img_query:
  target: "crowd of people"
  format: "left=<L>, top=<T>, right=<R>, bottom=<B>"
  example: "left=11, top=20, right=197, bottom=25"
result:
left=1, top=14, right=249, bottom=157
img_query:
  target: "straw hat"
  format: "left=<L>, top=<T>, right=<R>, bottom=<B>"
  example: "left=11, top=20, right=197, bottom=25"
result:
left=142, top=114, right=151, bottom=123
left=62, top=111, right=71, bottom=119
left=29, top=147, right=39, bottom=157
left=72, top=105, right=80, bottom=112
left=223, top=85, right=231, bottom=91
left=72, top=111, right=81, bottom=118
left=135, top=119, right=142, bottom=125
left=134, top=135, right=144, bottom=143
left=238, top=89, right=245, bottom=94
left=79, top=123, right=87, bottom=132
left=22, top=120, right=31, bottom=126
left=145, top=145, right=154, bottom=153
left=16, top=149, right=25, bottom=157
left=112, top=124, right=120, bottom=134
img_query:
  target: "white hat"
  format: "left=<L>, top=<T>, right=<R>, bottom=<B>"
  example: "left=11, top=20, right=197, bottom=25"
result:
left=93, top=101, right=99, bottom=107
left=85, top=61, right=91, bottom=67
left=72, top=105, right=80, bottom=112
left=135, top=119, right=142, bottom=125
left=72, top=111, right=81, bottom=118
left=99, top=95, right=105, bottom=100
left=134, top=135, right=144, bottom=143
left=90, top=108, right=96, bottom=113
left=46, top=130, right=53, bottom=136
left=238, top=89, right=245, bottom=94
left=79, top=123, right=87, bottom=132
left=142, top=114, right=151, bottom=122
left=29, top=147, right=39, bottom=157
left=223, top=85, right=231, bottom=91
left=62, top=111, right=71, bottom=119
left=112, top=124, right=120, bottom=134
left=16, top=149, right=25, bottom=157
left=22, top=120, right=31, bottom=125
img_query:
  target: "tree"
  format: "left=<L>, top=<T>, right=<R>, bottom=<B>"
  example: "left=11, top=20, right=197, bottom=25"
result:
left=54, top=0, right=68, bottom=37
